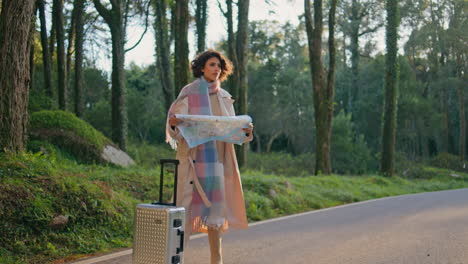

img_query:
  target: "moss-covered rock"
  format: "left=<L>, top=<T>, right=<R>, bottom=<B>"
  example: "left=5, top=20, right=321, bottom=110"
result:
left=29, top=110, right=134, bottom=166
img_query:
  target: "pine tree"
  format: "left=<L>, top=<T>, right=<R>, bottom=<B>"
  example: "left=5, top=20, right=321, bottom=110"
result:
left=0, top=0, right=36, bottom=152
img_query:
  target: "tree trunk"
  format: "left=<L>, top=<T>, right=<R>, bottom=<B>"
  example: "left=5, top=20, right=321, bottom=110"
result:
left=174, top=0, right=189, bottom=94
left=111, top=25, right=127, bottom=151
left=66, top=6, right=75, bottom=87
left=254, top=133, right=261, bottom=153
left=458, top=80, right=466, bottom=162
left=0, top=0, right=35, bottom=152
left=349, top=0, right=359, bottom=113
left=169, top=2, right=176, bottom=44
left=380, top=0, right=399, bottom=176
left=29, top=8, right=36, bottom=92
left=53, top=0, right=67, bottom=110
left=235, top=0, right=250, bottom=167
left=29, top=42, right=35, bottom=90
left=74, top=0, right=85, bottom=117
left=93, top=0, right=128, bottom=151
left=49, top=8, right=55, bottom=75
left=443, top=84, right=451, bottom=153
left=222, top=0, right=239, bottom=103
left=305, top=0, right=337, bottom=175
left=37, top=0, right=53, bottom=97
left=450, top=1, right=466, bottom=162
left=266, top=129, right=283, bottom=153
left=195, top=0, right=207, bottom=53
left=154, top=0, right=174, bottom=112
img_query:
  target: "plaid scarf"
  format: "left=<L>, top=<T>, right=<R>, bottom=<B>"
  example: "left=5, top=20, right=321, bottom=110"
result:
left=189, top=77, right=226, bottom=230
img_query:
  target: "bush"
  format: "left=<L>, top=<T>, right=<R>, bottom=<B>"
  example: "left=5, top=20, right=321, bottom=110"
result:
left=243, top=192, right=275, bottom=221
left=246, top=152, right=314, bottom=176
left=83, top=99, right=112, bottom=139
left=28, top=90, right=56, bottom=113
left=331, top=111, right=374, bottom=174
left=430, top=152, right=467, bottom=173
left=242, top=173, right=285, bottom=194
left=127, top=141, right=175, bottom=168
left=400, top=164, right=443, bottom=179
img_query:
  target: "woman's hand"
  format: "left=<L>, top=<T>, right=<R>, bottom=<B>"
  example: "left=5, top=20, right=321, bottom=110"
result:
left=169, top=116, right=182, bottom=127
left=242, top=123, right=254, bottom=136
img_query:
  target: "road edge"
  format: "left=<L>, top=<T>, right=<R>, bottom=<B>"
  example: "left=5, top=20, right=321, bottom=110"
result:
left=66, top=188, right=467, bottom=264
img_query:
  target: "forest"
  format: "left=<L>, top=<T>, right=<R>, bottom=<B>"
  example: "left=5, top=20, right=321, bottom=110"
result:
left=0, top=0, right=466, bottom=262
left=3, top=0, right=462, bottom=174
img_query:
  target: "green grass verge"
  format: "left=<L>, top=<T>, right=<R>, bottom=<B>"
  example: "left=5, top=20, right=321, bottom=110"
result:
left=1, top=147, right=467, bottom=263
left=242, top=170, right=468, bottom=221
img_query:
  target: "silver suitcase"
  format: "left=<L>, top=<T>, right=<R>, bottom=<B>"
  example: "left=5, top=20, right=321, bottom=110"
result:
left=133, top=159, right=185, bottom=264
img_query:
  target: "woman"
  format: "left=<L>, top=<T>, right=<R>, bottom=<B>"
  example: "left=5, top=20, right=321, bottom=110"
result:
left=166, top=50, right=253, bottom=264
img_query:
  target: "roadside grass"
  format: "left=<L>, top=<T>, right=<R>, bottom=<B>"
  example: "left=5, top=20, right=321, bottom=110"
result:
left=242, top=170, right=468, bottom=221
left=1, top=145, right=467, bottom=263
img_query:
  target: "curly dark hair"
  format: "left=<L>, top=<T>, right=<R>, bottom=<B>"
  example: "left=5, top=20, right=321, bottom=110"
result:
left=190, top=50, right=234, bottom=82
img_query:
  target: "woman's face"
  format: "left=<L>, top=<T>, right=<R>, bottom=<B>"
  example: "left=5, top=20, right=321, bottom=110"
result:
left=201, top=57, right=221, bottom=82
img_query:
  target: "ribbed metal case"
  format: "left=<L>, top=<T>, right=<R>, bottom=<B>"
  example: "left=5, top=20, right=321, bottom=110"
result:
left=133, top=203, right=185, bottom=264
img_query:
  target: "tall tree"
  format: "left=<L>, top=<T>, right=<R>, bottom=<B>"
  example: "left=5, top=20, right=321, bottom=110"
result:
left=48, top=4, right=56, bottom=81
left=29, top=6, right=37, bottom=92
left=53, top=0, right=67, bottom=110
left=195, top=0, right=208, bottom=53
left=218, top=0, right=239, bottom=101
left=305, top=0, right=338, bottom=175
left=174, top=0, right=189, bottom=93
left=37, top=0, right=53, bottom=97
left=73, top=0, right=85, bottom=117
left=339, top=0, right=384, bottom=113
left=0, top=0, right=36, bottom=152
left=458, top=76, right=466, bottom=162
left=66, top=6, right=76, bottom=87
left=380, top=0, right=399, bottom=176
left=93, top=0, right=128, bottom=151
left=448, top=0, right=466, bottom=162
left=154, top=0, right=175, bottom=112
left=235, top=0, right=250, bottom=167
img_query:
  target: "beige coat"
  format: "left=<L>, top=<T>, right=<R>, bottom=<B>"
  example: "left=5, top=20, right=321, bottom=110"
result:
left=166, top=88, right=252, bottom=238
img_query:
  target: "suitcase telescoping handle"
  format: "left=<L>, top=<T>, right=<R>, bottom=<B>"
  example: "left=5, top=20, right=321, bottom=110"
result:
left=156, top=159, right=180, bottom=206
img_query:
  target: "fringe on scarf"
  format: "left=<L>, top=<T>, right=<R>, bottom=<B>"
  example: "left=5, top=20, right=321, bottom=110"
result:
left=191, top=216, right=229, bottom=234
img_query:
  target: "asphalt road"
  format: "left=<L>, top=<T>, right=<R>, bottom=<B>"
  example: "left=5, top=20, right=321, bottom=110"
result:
left=70, top=188, right=468, bottom=264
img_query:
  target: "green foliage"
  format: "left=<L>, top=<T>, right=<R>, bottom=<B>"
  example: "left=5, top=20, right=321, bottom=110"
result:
left=81, top=68, right=110, bottom=108
left=27, top=140, right=78, bottom=163
left=395, top=57, right=442, bottom=159
left=28, top=90, right=56, bottom=113
left=430, top=152, right=467, bottom=173
left=246, top=152, right=315, bottom=176
left=336, top=55, right=385, bottom=154
left=83, top=99, right=113, bottom=139
left=399, top=164, right=441, bottom=179
left=331, top=111, right=374, bottom=174
left=243, top=191, right=275, bottom=221
left=127, top=141, right=175, bottom=168
left=124, top=63, right=167, bottom=144
left=246, top=112, right=374, bottom=176
left=247, top=21, right=315, bottom=154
